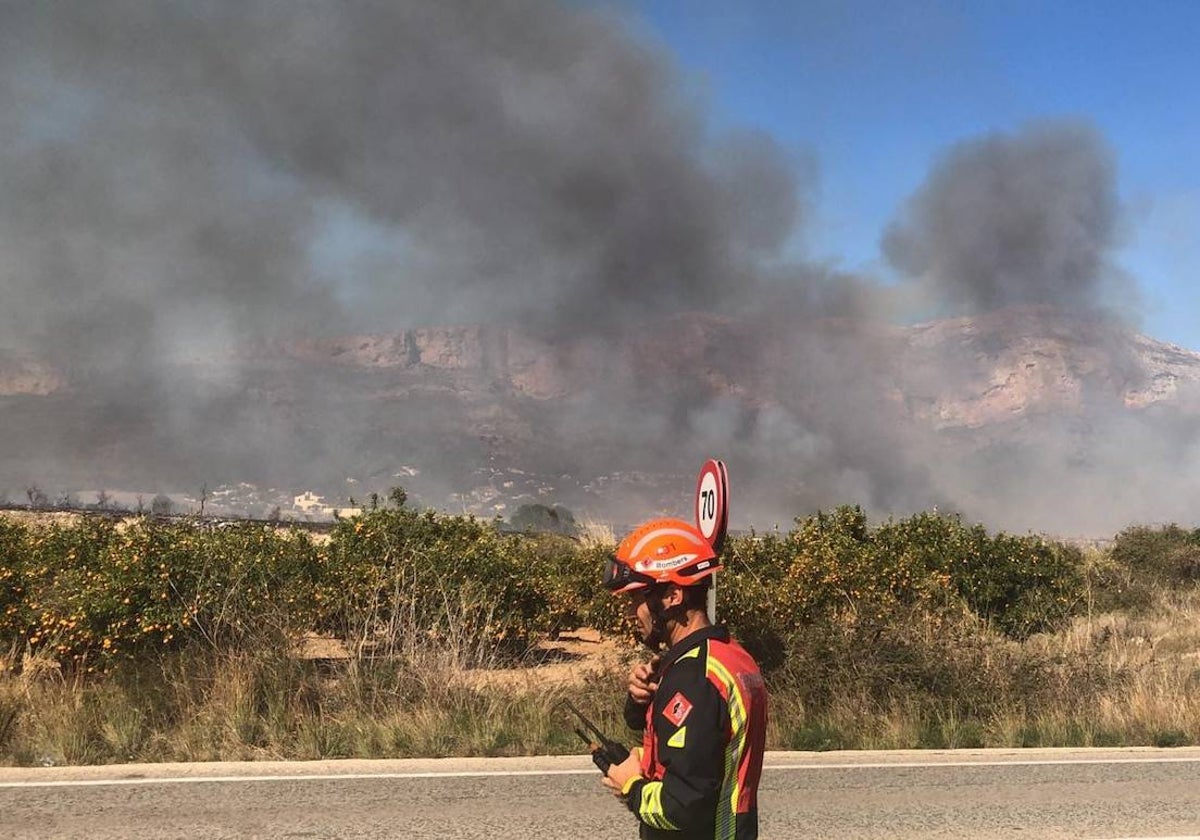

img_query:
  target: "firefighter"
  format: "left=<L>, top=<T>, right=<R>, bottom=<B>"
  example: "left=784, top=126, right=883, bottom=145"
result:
left=601, top=518, right=768, bottom=839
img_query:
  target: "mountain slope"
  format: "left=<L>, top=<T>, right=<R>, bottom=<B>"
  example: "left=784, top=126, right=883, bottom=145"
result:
left=4, top=306, right=1200, bottom=534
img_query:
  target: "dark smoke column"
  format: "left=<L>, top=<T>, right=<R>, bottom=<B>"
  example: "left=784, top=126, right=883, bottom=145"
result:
left=883, top=121, right=1129, bottom=319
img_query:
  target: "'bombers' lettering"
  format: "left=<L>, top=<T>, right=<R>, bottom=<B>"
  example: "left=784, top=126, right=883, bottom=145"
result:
left=636, top=553, right=699, bottom=572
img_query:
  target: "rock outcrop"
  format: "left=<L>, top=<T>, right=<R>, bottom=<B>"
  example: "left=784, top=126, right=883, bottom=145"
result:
left=5, top=305, right=1200, bottom=532
left=0, top=352, right=65, bottom=396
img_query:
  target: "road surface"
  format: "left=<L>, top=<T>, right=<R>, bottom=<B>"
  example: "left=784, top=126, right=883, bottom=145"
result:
left=2, top=748, right=1200, bottom=839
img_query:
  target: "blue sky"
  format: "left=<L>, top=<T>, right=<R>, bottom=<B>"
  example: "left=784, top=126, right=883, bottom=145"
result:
left=625, top=0, right=1200, bottom=347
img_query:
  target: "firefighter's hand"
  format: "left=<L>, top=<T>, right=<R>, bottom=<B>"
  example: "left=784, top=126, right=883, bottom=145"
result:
left=601, top=748, right=643, bottom=798
left=628, top=656, right=661, bottom=705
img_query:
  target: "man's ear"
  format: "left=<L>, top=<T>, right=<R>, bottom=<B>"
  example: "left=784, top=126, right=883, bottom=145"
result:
left=664, top=584, right=685, bottom=609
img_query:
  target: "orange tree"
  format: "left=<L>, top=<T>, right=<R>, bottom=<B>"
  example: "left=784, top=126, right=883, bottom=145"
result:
left=0, top=501, right=1089, bottom=677
left=715, top=507, right=1085, bottom=677
left=0, top=517, right=323, bottom=670
left=318, top=501, right=578, bottom=661
left=0, top=518, right=33, bottom=666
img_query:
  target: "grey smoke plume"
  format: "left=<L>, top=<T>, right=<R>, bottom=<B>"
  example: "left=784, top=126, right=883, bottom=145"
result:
left=0, top=0, right=801, bottom=354
left=884, top=122, right=1129, bottom=317
left=0, top=1, right=1193, bottom=537
left=0, top=0, right=807, bottom=490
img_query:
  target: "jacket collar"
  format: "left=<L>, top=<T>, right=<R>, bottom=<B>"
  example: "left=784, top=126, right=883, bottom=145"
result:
left=661, top=624, right=728, bottom=669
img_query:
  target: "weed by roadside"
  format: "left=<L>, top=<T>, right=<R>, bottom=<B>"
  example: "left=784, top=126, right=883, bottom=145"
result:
left=2, top=505, right=1200, bottom=763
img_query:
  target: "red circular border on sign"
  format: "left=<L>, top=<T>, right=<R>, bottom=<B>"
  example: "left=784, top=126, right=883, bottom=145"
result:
left=694, top=459, right=728, bottom=549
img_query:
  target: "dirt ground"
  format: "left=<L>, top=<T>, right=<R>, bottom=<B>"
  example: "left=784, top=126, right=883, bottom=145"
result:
left=294, top=627, right=633, bottom=691
left=470, top=627, right=632, bottom=691
left=0, top=509, right=89, bottom=527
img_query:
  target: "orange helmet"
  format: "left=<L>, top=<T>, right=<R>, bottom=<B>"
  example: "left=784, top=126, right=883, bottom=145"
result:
left=603, top=518, right=719, bottom=593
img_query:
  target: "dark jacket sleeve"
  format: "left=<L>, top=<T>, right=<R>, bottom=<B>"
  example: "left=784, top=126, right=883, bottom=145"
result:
left=625, top=655, right=726, bottom=832
left=624, top=693, right=649, bottom=731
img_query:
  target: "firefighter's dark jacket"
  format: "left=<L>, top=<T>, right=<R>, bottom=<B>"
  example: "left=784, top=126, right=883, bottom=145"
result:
left=622, top=625, right=768, bottom=839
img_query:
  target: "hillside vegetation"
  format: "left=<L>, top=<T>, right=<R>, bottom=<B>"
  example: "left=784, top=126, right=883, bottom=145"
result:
left=1, top=495, right=1199, bottom=765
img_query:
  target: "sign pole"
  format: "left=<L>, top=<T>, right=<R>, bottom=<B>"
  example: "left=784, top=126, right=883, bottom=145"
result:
left=694, top=459, right=728, bottom=625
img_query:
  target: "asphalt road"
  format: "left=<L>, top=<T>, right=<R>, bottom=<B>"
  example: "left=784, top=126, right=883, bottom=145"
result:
left=2, top=748, right=1200, bottom=839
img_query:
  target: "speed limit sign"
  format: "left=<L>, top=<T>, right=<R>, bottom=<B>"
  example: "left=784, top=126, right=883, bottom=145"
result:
left=694, top=458, right=728, bottom=553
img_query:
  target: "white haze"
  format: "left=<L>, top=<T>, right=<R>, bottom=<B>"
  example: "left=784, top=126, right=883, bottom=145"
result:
left=1, top=1, right=1198, bottom=536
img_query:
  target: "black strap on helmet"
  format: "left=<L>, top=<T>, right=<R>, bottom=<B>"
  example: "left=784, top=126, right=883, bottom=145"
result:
left=603, top=555, right=654, bottom=592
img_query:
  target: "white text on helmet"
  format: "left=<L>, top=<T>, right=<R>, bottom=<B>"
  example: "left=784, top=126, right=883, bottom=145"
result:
left=636, top=553, right=700, bottom=572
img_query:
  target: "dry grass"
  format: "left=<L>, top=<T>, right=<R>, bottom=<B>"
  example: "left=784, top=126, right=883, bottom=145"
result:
left=0, top=632, right=635, bottom=766
left=0, top=643, right=633, bottom=768
left=774, top=587, right=1200, bottom=751
left=576, top=517, right=615, bottom=548
left=4, top=587, right=1200, bottom=765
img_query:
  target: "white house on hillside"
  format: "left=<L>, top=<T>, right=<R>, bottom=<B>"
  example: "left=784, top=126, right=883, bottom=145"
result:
left=293, top=491, right=331, bottom=515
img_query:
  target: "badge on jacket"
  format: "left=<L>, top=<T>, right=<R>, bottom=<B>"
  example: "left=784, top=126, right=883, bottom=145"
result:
left=663, top=691, right=693, bottom=727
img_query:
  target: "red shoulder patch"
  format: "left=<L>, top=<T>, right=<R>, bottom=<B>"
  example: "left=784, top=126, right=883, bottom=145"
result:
left=663, top=691, right=693, bottom=727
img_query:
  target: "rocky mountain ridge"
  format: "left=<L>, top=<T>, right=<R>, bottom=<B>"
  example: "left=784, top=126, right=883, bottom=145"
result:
left=12, top=307, right=1198, bottom=425
left=262, top=306, right=1200, bottom=430
left=5, top=306, right=1200, bottom=533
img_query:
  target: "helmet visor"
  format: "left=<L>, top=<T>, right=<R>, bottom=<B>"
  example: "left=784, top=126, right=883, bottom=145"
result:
left=603, top=556, right=652, bottom=593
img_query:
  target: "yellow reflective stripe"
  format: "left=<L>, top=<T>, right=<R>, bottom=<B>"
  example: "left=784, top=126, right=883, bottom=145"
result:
left=710, top=658, right=743, bottom=840
left=707, top=655, right=748, bottom=840
left=638, top=781, right=679, bottom=830
left=667, top=726, right=687, bottom=748
left=677, top=646, right=701, bottom=660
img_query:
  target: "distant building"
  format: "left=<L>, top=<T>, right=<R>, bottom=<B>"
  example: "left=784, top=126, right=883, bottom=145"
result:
left=293, top=491, right=331, bottom=516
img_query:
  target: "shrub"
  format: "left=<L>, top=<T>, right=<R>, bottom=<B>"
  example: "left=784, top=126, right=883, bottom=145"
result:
left=0, top=518, right=32, bottom=667
left=320, top=505, right=560, bottom=664
left=0, top=518, right=323, bottom=670
left=10, top=498, right=1200, bottom=760
left=507, top=504, right=579, bottom=537
left=0, top=500, right=1089, bottom=678
left=946, top=528, right=1083, bottom=638
left=1110, top=525, right=1200, bottom=588
left=712, top=505, right=1084, bottom=688
left=716, top=530, right=792, bottom=672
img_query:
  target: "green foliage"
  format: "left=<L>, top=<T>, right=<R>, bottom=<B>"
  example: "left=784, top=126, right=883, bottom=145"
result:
left=715, top=530, right=792, bottom=671
left=0, top=519, right=31, bottom=646
left=1110, top=524, right=1200, bottom=588
left=715, top=506, right=1080, bottom=665
left=507, top=504, right=579, bottom=537
left=942, top=528, right=1083, bottom=637
left=320, top=505, right=566, bottom=661
left=0, top=498, right=1116, bottom=678
left=10, top=505, right=1200, bottom=760
left=150, top=494, right=173, bottom=516
left=1082, top=551, right=1156, bottom=614
left=0, top=518, right=323, bottom=670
